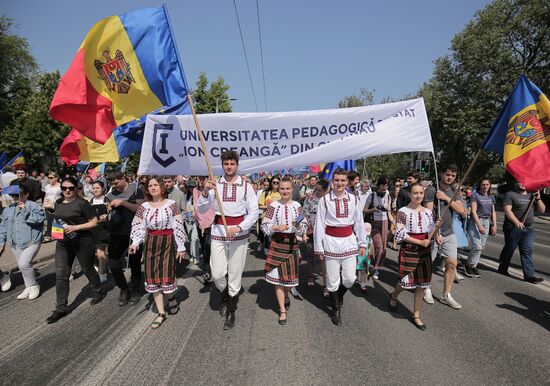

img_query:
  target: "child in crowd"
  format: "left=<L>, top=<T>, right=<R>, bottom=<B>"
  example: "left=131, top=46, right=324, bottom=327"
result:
left=356, top=222, right=373, bottom=292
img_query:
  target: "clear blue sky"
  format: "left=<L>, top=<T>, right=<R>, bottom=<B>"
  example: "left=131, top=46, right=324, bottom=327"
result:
left=4, top=0, right=492, bottom=113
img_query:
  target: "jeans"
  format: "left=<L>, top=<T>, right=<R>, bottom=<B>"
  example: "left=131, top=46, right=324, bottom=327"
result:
left=184, top=222, right=200, bottom=259
left=466, top=217, right=491, bottom=266
left=55, top=236, right=100, bottom=312
left=10, top=243, right=40, bottom=287
left=498, top=223, right=536, bottom=278
left=44, top=210, right=54, bottom=238
left=108, top=234, right=142, bottom=291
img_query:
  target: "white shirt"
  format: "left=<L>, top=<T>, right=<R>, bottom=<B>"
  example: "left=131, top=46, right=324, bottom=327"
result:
left=395, top=206, right=434, bottom=243
left=43, top=183, right=62, bottom=208
left=314, top=190, right=367, bottom=259
left=197, top=175, right=259, bottom=240
left=365, top=191, right=392, bottom=221
left=130, top=199, right=186, bottom=251
left=261, top=200, right=307, bottom=236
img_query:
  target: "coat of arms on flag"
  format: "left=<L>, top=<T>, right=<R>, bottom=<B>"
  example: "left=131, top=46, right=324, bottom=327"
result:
left=94, top=49, right=135, bottom=94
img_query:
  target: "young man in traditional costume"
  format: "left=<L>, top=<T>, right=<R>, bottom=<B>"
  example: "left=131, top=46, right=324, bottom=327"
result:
left=314, top=168, right=367, bottom=326
left=198, top=151, right=259, bottom=330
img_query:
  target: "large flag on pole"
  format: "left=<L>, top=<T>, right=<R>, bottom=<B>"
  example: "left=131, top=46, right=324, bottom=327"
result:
left=481, top=75, right=550, bottom=191
left=49, top=5, right=190, bottom=144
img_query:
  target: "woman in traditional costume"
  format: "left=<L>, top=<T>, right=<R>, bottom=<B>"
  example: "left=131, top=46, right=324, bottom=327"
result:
left=389, top=183, right=442, bottom=330
left=262, top=177, right=307, bottom=325
left=129, top=176, right=187, bottom=329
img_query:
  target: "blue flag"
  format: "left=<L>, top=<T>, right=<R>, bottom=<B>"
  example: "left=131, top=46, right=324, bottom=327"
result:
left=319, top=160, right=356, bottom=180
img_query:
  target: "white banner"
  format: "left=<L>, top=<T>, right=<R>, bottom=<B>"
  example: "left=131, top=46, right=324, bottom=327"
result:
left=138, top=98, right=433, bottom=175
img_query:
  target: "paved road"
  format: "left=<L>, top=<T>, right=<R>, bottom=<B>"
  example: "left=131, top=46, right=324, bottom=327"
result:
left=0, top=232, right=548, bottom=385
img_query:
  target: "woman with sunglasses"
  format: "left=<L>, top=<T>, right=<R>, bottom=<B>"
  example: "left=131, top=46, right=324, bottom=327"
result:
left=42, top=172, right=61, bottom=243
left=46, top=177, right=105, bottom=324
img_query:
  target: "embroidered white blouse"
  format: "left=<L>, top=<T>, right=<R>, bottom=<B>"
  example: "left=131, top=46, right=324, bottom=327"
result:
left=261, top=200, right=307, bottom=236
left=394, top=206, right=435, bottom=243
left=130, top=199, right=187, bottom=252
left=314, top=191, right=367, bottom=260
left=197, top=175, right=259, bottom=240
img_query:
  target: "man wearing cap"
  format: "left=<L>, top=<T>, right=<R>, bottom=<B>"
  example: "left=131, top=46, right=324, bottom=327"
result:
left=198, top=151, right=259, bottom=330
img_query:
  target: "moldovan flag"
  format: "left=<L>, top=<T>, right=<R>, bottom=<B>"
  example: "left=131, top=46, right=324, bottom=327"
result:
left=482, top=75, right=550, bottom=191
left=2, top=151, right=26, bottom=171
left=49, top=5, right=189, bottom=144
left=60, top=129, right=119, bottom=166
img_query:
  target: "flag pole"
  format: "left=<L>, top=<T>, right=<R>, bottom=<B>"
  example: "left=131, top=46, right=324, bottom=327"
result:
left=428, top=148, right=483, bottom=241
left=520, top=195, right=537, bottom=225
left=186, top=93, right=229, bottom=234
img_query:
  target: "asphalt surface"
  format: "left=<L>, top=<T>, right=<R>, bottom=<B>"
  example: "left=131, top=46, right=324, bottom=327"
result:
left=0, top=224, right=548, bottom=385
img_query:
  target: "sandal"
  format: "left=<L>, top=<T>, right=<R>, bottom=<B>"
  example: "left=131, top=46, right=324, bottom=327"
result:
left=411, top=317, right=427, bottom=331
left=284, top=297, right=290, bottom=310
left=167, top=297, right=180, bottom=315
left=151, top=313, right=166, bottom=329
left=322, top=286, right=329, bottom=298
left=278, top=310, right=288, bottom=325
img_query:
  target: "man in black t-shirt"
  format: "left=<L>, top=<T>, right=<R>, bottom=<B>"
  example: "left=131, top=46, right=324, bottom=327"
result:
left=106, top=171, right=144, bottom=306
left=10, top=168, right=42, bottom=202
left=498, top=179, right=546, bottom=283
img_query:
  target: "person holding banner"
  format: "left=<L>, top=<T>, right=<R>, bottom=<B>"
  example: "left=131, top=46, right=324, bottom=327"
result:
left=262, top=177, right=307, bottom=325
left=199, top=151, right=259, bottom=330
left=314, top=168, right=367, bottom=326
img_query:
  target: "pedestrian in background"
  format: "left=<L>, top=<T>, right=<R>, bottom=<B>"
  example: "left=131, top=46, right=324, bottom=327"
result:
left=89, top=180, right=110, bottom=283
left=464, top=178, right=497, bottom=278
left=42, top=172, right=61, bottom=243
left=498, top=176, right=545, bottom=283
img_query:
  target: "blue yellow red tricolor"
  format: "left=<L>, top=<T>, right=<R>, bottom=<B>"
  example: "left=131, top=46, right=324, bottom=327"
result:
left=482, top=75, right=550, bottom=191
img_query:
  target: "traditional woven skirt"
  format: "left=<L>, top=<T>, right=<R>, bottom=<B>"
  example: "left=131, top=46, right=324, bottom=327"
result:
left=265, top=233, right=299, bottom=287
left=398, top=234, right=432, bottom=289
left=144, top=230, right=177, bottom=294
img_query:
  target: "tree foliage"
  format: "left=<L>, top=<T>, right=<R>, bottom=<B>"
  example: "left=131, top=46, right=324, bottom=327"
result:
left=0, top=16, right=37, bottom=137
left=337, top=89, right=419, bottom=183
left=192, top=72, right=232, bottom=114
left=420, top=0, right=550, bottom=183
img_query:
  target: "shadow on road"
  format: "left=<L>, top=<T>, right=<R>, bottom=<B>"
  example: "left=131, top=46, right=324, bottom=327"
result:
left=496, top=292, right=550, bottom=332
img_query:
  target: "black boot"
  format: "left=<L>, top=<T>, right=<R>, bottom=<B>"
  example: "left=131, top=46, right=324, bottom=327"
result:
left=338, top=285, right=348, bottom=308
left=223, top=295, right=237, bottom=330
left=219, top=288, right=229, bottom=317
left=329, top=291, right=342, bottom=326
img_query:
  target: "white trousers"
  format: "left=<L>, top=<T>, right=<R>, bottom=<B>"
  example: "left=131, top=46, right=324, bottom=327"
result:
left=210, top=239, right=248, bottom=297
left=325, top=256, right=356, bottom=292
left=10, top=243, right=40, bottom=288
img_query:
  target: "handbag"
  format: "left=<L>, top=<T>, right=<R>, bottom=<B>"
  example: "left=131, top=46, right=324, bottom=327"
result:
left=364, top=194, right=375, bottom=225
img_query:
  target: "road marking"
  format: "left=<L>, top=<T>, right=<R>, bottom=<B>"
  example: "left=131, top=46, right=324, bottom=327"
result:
left=478, top=257, right=550, bottom=294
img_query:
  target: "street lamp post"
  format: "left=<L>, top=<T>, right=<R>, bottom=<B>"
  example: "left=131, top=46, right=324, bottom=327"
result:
left=215, top=97, right=237, bottom=114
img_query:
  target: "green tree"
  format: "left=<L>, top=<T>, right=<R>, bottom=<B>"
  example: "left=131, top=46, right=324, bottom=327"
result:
left=0, top=16, right=38, bottom=139
left=192, top=72, right=232, bottom=114
left=3, top=71, right=70, bottom=170
left=420, top=0, right=550, bottom=183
